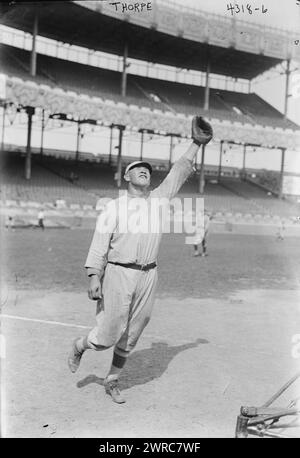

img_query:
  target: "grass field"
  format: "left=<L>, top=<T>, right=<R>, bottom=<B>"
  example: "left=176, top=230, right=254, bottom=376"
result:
left=2, top=228, right=300, bottom=297
left=1, top=228, right=300, bottom=438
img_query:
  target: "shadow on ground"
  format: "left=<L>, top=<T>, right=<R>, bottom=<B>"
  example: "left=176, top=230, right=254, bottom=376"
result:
left=77, top=337, right=209, bottom=391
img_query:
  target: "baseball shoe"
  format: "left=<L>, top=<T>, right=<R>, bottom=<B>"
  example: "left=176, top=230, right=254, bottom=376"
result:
left=193, top=252, right=200, bottom=257
left=68, top=337, right=85, bottom=373
left=104, top=378, right=126, bottom=404
left=201, top=253, right=208, bottom=257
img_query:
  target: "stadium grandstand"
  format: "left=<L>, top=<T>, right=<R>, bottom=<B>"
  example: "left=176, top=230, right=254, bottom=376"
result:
left=1, top=43, right=298, bottom=130
left=1, top=0, right=300, bottom=227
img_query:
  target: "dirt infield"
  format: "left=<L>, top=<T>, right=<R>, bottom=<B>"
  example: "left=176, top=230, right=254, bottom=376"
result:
left=1, top=229, right=300, bottom=437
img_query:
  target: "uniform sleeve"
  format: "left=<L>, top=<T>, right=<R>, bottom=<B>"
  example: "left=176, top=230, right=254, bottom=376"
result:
left=84, top=200, right=117, bottom=278
left=152, top=156, right=194, bottom=200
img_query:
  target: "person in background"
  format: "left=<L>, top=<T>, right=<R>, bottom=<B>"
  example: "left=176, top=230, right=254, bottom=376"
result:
left=193, top=209, right=211, bottom=257
left=6, top=215, right=13, bottom=231
left=276, top=219, right=285, bottom=241
left=38, top=209, right=45, bottom=230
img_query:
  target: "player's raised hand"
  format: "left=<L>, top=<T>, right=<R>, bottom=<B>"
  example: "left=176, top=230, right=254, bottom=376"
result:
left=88, top=276, right=102, bottom=300
left=192, top=116, right=213, bottom=146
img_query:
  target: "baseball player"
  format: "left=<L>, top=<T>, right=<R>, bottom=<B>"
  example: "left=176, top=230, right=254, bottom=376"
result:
left=68, top=116, right=213, bottom=403
left=193, top=209, right=211, bottom=257
left=276, top=219, right=285, bottom=241
left=37, top=209, right=45, bottom=230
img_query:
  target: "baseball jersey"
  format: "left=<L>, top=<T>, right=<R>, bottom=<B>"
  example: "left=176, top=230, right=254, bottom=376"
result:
left=85, top=156, right=193, bottom=278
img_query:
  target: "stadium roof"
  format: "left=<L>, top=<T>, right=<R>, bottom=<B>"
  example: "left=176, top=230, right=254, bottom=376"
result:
left=0, top=1, right=294, bottom=80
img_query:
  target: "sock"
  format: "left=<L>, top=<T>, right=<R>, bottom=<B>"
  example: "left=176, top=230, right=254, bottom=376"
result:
left=75, top=336, right=91, bottom=353
left=106, top=351, right=128, bottom=381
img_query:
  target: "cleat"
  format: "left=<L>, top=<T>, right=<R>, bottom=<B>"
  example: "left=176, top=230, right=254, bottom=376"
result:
left=68, top=338, right=85, bottom=373
left=104, top=378, right=126, bottom=404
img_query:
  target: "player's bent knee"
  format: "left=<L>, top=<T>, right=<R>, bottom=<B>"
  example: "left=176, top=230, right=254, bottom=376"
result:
left=87, top=339, right=114, bottom=351
left=94, top=344, right=110, bottom=351
left=126, top=317, right=152, bottom=352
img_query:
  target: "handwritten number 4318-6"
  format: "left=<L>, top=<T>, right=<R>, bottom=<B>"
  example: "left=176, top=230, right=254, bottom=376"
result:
left=227, top=4, right=268, bottom=15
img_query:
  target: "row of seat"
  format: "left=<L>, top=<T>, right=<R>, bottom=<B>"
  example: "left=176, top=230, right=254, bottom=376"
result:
left=1, top=151, right=299, bottom=218
left=0, top=154, right=96, bottom=205
left=219, top=178, right=300, bottom=217
left=1, top=44, right=298, bottom=131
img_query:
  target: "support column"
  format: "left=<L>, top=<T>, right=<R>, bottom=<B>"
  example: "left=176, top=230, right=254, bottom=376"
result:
left=196, top=148, right=199, bottom=171
left=121, top=42, right=128, bottom=97
left=198, top=144, right=206, bottom=194
left=218, top=140, right=223, bottom=181
left=40, top=109, right=45, bottom=155
left=203, top=50, right=210, bottom=111
left=242, top=143, right=247, bottom=178
left=25, top=107, right=35, bottom=180
left=140, top=129, right=145, bottom=161
left=30, top=9, right=38, bottom=77
left=284, top=59, right=291, bottom=119
left=109, top=124, right=113, bottom=165
left=116, top=126, right=125, bottom=188
left=169, top=135, right=174, bottom=171
left=1, top=103, right=6, bottom=152
left=75, top=122, right=81, bottom=163
left=279, top=148, right=286, bottom=199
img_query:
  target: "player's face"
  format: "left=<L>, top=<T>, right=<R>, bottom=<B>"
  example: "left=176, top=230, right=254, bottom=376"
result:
left=127, top=166, right=151, bottom=188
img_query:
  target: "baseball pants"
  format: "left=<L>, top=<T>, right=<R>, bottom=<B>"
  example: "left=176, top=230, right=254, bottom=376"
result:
left=87, top=263, right=158, bottom=356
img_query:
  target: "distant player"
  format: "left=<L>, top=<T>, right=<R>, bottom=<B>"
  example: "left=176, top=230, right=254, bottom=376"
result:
left=276, top=219, right=285, bottom=241
left=193, top=209, right=211, bottom=257
left=5, top=215, right=13, bottom=231
left=68, top=116, right=213, bottom=403
left=38, top=209, right=45, bottom=230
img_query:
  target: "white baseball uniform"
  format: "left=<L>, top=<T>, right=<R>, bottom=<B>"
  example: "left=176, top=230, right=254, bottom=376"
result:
left=193, top=213, right=210, bottom=245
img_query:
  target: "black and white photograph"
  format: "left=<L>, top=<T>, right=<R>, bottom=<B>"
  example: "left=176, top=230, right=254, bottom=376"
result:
left=0, top=0, right=300, bottom=441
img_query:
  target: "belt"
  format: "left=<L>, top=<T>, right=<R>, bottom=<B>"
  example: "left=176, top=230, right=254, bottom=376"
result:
left=108, top=261, right=157, bottom=271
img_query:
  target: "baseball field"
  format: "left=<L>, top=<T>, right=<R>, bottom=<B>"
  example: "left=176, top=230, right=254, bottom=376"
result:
left=1, top=227, right=300, bottom=438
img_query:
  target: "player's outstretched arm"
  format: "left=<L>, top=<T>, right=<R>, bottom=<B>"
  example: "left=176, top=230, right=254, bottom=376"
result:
left=153, top=116, right=213, bottom=199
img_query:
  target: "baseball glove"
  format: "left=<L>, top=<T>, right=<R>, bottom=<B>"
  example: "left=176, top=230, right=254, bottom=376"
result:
left=192, top=116, right=213, bottom=146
